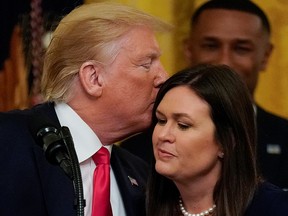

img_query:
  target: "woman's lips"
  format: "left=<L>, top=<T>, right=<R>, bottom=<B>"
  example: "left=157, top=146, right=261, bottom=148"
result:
left=157, top=148, right=175, bottom=159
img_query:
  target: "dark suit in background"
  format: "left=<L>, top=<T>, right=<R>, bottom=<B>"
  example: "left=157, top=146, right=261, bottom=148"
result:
left=0, top=103, right=148, bottom=216
left=121, top=129, right=153, bottom=166
left=256, top=105, right=288, bottom=189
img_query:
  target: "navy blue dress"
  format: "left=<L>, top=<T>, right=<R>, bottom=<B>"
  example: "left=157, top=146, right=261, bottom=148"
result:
left=245, top=182, right=288, bottom=215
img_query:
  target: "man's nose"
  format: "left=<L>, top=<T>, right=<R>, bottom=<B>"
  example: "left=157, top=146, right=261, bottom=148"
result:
left=215, top=49, right=233, bottom=67
left=154, top=64, right=169, bottom=87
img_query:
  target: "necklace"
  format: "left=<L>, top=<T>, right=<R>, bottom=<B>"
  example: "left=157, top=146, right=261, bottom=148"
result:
left=179, top=197, right=216, bottom=216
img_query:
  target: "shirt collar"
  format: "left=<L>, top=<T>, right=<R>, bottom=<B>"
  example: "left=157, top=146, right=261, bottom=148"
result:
left=54, top=102, right=112, bottom=163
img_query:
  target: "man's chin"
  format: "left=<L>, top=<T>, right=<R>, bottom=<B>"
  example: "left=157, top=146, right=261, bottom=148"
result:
left=135, top=115, right=152, bottom=131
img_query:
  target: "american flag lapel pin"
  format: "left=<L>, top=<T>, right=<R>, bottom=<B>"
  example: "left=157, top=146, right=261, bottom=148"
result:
left=128, top=176, right=139, bottom=186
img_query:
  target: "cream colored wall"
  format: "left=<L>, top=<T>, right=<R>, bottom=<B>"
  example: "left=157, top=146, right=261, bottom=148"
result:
left=85, top=0, right=288, bottom=119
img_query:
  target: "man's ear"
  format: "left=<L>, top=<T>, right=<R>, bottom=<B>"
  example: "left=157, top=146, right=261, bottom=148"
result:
left=183, top=37, right=192, bottom=63
left=78, top=61, right=104, bottom=97
left=260, top=42, right=273, bottom=71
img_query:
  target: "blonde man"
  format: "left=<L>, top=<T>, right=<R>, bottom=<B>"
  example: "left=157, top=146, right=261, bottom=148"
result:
left=0, top=2, right=171, bottom=216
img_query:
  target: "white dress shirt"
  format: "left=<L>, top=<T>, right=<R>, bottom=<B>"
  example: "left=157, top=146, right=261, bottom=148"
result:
left=55, top=102, right=126, bottom=216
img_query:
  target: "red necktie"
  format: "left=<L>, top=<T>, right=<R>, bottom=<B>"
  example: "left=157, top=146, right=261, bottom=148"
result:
left=92, top=147, right=113, bottom=216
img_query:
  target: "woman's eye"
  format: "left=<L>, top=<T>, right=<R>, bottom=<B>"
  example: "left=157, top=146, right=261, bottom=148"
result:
left=178, top=123, right=190, bottom=130
left=157, top=118, right=166, bottom=125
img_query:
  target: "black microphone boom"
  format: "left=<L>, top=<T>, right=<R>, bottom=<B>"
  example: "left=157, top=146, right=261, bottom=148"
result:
left=29, top=114, right=85, bottom=216
left=61, top=126, right=86, bottom=215
left=30, top=115, right=73, bottom=179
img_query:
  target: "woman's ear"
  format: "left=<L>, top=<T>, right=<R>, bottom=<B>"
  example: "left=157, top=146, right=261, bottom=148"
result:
left=78, top=61, right=104, bottom=97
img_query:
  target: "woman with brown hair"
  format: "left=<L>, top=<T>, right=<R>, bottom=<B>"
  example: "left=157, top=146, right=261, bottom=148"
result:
left=147, top=64, right=288, bottom=216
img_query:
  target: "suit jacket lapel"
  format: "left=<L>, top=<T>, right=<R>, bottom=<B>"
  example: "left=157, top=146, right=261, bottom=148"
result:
left=111, top=146, right=147, bottom=216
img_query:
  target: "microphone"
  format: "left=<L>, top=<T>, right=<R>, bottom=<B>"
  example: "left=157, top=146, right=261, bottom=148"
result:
left=29, top=115, right=73, bottom=179
left=30, top=114, right=86, bottom=215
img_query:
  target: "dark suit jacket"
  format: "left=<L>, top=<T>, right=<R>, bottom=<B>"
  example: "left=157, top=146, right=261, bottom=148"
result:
left=245, top=182, right=288, bottom=215
left=0, top=103, right=148, bottom=216
left=121, top=105, right=288, bottom=189
left=256, top=105, right=288, bottom=188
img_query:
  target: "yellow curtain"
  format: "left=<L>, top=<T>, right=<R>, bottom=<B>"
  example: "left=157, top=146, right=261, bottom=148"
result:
left=253, top=0, right=288, bottom=119
left=85, top=0, right=288, bottom=119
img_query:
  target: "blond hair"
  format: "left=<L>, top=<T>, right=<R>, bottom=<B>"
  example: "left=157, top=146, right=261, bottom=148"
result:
left=41, top=2, right=171, bottom=102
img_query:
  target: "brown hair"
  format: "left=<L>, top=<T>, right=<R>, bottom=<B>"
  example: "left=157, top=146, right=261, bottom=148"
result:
left=147, top=64, right=258, bottom=216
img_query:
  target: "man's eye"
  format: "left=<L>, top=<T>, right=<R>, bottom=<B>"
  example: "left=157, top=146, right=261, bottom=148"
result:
left=201, top=43, right=218, bottom=50
left=234, top=46, right=251, bottom=55
left=142, top=63, right=151, bottom=70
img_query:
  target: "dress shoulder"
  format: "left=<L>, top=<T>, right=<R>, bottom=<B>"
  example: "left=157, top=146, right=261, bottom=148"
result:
left=245, top=182, right=288, bottom=216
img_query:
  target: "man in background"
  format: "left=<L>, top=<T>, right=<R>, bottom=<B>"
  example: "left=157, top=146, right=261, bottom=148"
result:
left=121, top=0, right=288, bottom=189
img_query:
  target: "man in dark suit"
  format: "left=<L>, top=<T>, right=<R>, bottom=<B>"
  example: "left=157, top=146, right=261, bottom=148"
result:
left=121, top=0, right=288, bottom=189
left=0, top=103, right=148, bottom=216
left=0, top=2, right=170, bottom=215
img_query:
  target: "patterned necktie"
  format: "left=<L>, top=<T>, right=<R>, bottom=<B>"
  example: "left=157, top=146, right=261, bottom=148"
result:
left=92, top=147, right=113, bottom=216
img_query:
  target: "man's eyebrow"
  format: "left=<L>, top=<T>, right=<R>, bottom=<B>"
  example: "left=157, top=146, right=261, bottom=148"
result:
left=136, top=52, right=162, bottom=62
left=201, top=36, right=218, bottom=41
left=147, top=50, right=162, bottom=58
left=234, top=39, right=254, bottom=45
left=201, top=36, right=254, bottom=45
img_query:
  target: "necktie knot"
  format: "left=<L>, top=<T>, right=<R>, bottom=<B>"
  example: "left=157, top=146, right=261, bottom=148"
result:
left=93, top=147, right=110, bottom=165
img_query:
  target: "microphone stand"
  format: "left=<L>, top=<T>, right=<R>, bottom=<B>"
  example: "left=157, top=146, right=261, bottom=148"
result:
left=61, top=126, right=86, bottom=216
